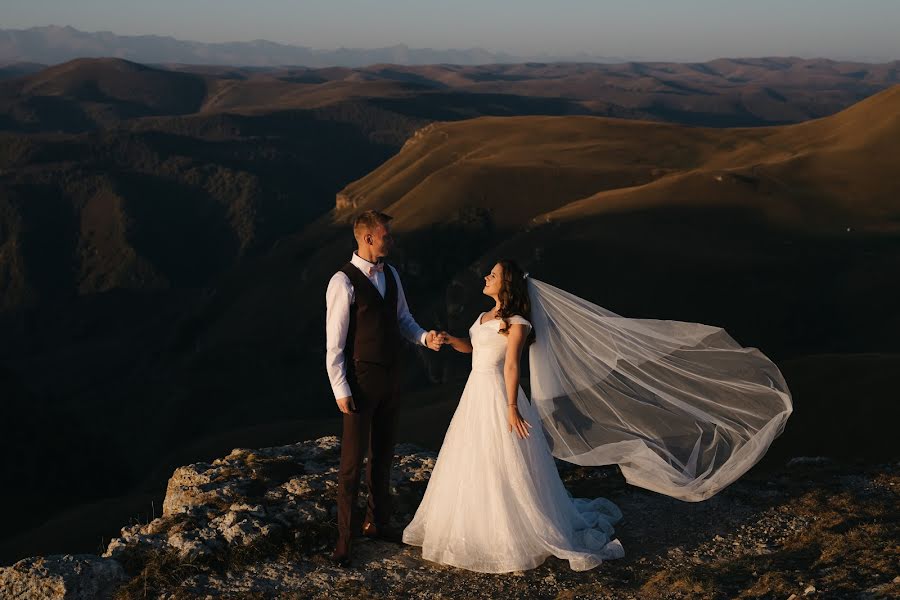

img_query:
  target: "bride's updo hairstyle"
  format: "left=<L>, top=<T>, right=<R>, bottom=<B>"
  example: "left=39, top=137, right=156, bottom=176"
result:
left=496, top=258, right=536, bottom=346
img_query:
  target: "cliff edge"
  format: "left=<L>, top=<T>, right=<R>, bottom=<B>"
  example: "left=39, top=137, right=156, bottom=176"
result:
left=1, top=437, right=897, bottom=599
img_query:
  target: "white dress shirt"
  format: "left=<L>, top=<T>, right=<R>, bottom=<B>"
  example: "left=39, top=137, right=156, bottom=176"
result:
left=325, top=252, right=429, bottom=400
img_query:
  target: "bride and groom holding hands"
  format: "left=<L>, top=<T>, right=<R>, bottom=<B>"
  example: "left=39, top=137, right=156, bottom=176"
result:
left=324, top=210, right=793, bottom=572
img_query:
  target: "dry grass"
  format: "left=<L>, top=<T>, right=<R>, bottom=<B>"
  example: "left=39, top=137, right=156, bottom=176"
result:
left=636, top=473, right=899, bottom=599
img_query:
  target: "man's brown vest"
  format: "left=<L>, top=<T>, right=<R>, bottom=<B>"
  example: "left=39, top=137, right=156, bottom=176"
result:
left=340, top=261, right=402, bottom=366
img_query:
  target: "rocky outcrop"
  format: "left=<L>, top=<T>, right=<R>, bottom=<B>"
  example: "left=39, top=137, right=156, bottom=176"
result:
left=334, top=192, right=360, bottom=213
left=102, top=437, right=435, bottom=566
left=400, top=122, right=442, bottom=151
left=1, top=437, right=897, bottom=599
left=0, top=554, right=127, bottom=600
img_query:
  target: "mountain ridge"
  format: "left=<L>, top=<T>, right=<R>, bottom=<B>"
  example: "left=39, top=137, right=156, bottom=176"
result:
left=0, top=25, right=566, bottom=67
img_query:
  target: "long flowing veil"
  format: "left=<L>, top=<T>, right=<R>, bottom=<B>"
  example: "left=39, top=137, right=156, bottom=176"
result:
left=526, top=277, right=793, bottom=501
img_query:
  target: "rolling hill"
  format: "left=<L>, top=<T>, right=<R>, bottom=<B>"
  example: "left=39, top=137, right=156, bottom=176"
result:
left=3, top=56, right=900, bottom=134
left=338, top=85, right=900, bottom=232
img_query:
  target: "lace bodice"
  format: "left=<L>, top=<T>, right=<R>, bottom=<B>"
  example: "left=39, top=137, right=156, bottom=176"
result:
left=469, top=312, right=532, bottom=372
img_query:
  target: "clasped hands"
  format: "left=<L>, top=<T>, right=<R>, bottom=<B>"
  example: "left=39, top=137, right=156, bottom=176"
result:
left=424, top=330, right=452, bottom=351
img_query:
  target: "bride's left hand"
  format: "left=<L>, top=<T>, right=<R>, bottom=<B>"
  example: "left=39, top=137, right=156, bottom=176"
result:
left=507, top=406, right=533, bottom=439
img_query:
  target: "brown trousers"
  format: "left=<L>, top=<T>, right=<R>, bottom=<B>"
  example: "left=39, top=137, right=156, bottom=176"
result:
left=335, top=359, right=402, bottom=555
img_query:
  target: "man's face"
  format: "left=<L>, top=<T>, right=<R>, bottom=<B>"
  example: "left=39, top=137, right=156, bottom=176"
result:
left=368, top=223, right=394, bottom=258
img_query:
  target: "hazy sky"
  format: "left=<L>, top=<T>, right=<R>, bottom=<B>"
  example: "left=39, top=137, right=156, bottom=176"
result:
left=3, top=0, right=899, bottom=61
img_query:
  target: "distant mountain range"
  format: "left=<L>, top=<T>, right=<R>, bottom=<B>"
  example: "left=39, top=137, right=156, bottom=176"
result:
left=0, top=25, right=636, bottom=68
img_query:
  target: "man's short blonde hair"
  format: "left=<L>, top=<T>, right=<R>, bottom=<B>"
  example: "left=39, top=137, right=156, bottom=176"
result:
left=353, top=210, right=393, bottom=238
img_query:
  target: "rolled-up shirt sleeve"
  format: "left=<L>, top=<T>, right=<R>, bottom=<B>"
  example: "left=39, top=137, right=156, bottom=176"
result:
left=325, top=272, right=354, bottom=400
left=390, top=266, right=428, bottom=346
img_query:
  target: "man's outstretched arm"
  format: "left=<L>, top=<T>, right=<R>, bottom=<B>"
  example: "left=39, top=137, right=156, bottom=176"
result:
left=391, top=266, right=440, bottom=350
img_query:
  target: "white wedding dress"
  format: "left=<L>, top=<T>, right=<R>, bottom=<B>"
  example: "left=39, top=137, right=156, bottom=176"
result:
left=402, top=312, right=625, bottom=573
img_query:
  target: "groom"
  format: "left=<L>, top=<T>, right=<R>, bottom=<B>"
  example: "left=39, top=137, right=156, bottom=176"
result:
left=324, top=210, right=443, bottom=567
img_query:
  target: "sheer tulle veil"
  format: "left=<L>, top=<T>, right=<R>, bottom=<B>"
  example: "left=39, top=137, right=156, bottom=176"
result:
left=524, top=275, right=793, bottom=501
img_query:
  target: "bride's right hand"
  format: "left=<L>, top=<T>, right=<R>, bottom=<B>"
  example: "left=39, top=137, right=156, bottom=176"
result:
left=507, top=405, right=532, bottom=439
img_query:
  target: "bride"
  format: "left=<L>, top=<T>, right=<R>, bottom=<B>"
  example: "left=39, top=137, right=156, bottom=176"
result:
left=402, top=259, right=792, bottom=573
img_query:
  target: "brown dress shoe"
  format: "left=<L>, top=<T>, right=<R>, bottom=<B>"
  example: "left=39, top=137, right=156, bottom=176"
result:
left=362, top=521, right=403, bottom=544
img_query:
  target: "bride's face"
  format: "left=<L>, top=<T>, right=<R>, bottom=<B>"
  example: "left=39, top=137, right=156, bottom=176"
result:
left=483, top=263, right=503, bottom=297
